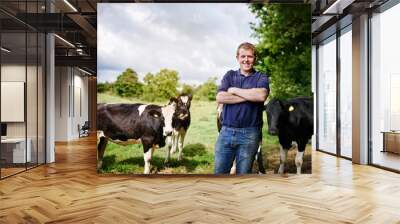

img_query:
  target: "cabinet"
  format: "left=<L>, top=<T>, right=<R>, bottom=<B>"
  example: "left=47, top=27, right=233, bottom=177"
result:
left=382, top=132, right=400, bottom=154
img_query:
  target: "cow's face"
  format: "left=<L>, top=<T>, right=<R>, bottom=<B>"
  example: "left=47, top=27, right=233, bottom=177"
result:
left=145, top=109, right=166, bottom=146
left=175, top=94, right=192, bottom=120
left=162, top=97, right=178, bottom=136
left=265, top=99, right=285, bottom=135
left=146, top=109, right=165, bottom=127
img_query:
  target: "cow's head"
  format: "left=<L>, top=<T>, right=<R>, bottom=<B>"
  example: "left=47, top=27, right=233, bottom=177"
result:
left=146, top=109, right=165, bottom=129
left=137, top=109, right=167, bottom=147
left=265, top=99, right=287, bottom=136
left=147, top=109, right=167, bottom=147
left=175, top=94, right=192, bottom=121
left=161, top=97, right=178, bottom=136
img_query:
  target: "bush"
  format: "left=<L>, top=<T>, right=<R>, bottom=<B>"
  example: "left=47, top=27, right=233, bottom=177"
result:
left=194, top=77, right=218, bottom=101
left=113, top=68, right=143, bottom=98
left=97, top=81, right=113, bottom=93
left=181, top=83, right=195, bottom=96
left=142, top=69, right=179, bottom=101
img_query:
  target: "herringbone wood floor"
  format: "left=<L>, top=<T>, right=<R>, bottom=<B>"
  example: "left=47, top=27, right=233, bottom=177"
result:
left=1, top=136, right=400, bottom=224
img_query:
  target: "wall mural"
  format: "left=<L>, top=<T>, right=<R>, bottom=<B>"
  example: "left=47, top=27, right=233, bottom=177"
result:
left=97, top=3, right=312, bottom=175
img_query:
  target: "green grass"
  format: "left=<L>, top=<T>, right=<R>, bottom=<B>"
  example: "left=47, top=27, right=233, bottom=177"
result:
left=99, top=141, right=214, bottom=174
left=98, top=94, right=219, bottom=174
left=98, top=93, right=311, bottom=174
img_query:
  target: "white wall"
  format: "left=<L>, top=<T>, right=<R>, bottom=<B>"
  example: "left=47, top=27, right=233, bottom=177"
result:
left=1, top=65, right=26, bottom=146
left=55, top=67, right=89, bottom=141
left=72, top=72, right=89, bottom=138
left=1, top=63, right=46, bottom=164
left=55, top=66, right=69, bottom=141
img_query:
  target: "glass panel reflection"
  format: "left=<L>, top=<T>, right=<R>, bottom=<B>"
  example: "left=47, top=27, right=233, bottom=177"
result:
left=1, top=31, right=27, bottom=177
left=317, top=35, right=337, bottom=154
left=371, top=4, right=400, bottom=171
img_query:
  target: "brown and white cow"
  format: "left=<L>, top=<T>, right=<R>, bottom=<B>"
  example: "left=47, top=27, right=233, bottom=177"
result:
left=165, top=94, right=192, bottom=163
left=97, top=98, right=178, bottom=174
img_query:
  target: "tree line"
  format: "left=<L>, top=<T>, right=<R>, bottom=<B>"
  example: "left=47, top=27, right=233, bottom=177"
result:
left=97, top=68, right=218, bottom=102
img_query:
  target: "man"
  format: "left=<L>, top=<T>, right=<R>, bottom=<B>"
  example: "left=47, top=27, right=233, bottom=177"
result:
left=215, top=42, right=269, bottom=174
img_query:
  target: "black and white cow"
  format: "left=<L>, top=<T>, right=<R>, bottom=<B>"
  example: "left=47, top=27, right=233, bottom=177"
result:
left=265, top=97, right=313, bottom=174
left=97, top=98, right=178, bottom=174
left=216, top=104, right=265, bottom=174
left=165, top=94, right=192, bottom=163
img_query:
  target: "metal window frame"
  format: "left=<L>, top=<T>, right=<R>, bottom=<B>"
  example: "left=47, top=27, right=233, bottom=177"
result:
left=315, top=19, right=353, bottom=162
left=368, top=0, right=400, bottom=172
left=315, top=0, right=400, bottom=172
left=315, top=32, right=340, bottom=157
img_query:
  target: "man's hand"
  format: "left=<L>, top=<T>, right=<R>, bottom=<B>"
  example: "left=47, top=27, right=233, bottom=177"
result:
left=227, top=87, right=268, bottom=102
left=216, top=91, right=246, bottom=104
left=227, top=87, right=239, bottom=94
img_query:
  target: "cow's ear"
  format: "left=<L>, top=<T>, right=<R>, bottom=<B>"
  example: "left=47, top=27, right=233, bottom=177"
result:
left=188, top=94, right=193, bottom=101
left=169, top=97, right=178, bottom=104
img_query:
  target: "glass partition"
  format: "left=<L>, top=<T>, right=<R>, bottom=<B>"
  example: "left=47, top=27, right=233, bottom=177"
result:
left=339, top=27, right=352, bottom=158
left=0, top=1, right=46, bottom=179
left=317, top=35, right=337, bottom=154
left=38, top=32, right=45, bottom=165
left=27, top=30, right=38, bottom=169
left=27, top=0, right=37, bottom=170
left=1, top=31, right=28, bottom=177
left=371, top=3, right=400, bottom=171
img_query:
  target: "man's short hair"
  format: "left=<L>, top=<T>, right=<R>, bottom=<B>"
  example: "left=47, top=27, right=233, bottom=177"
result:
left=236, top=42, right=256, bottom=57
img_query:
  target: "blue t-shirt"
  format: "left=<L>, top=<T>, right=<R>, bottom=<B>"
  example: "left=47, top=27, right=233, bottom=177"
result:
left=217, top=69, right=269, bottom=128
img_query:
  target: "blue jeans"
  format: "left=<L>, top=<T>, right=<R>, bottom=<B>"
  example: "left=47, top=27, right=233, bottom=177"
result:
left=214, top=126, right=261, bottom=175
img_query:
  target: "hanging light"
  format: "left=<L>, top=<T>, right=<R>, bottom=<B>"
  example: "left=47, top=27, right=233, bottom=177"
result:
left=63, top=0, right=78, bottom=12
left=1, top=47, right=11, bottom=53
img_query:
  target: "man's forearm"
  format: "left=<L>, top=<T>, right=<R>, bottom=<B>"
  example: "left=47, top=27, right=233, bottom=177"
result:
left=228, top=88, right=268, bottom=102
left=216, top=91, right=246, bottom=104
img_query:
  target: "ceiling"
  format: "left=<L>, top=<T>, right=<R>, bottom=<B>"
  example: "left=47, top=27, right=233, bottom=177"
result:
left=0, top=0, right=98, bottom=75
left=311, top=0, right=390, bottom=43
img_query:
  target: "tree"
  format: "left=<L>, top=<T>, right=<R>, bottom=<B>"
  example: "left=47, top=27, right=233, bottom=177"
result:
left=249, top=4, right=311, bottom=99
left=97, top=81, right=113, bottom=93
left=181, top=83, right=195, bottom=96
left=194, top=77, right=218, bottom=101
left=142, top=69, right=179, bottom=101
left=113, top=68, right=143, bottom=98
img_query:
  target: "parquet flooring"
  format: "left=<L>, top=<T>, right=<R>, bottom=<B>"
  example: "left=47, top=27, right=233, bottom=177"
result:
left=1, top=167, right=26, bottom=178
left=1, top=136, right=400, bottom=223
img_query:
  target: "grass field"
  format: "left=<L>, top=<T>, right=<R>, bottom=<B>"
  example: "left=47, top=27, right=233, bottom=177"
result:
left=97, top=93, right=312, bottom=174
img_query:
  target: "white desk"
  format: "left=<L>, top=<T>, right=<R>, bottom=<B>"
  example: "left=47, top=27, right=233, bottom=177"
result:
left=1, top=138, right=31, bottom=163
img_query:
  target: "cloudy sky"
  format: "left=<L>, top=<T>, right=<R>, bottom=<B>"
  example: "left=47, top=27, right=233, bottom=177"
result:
left=98, top=3, right=259, bottom=85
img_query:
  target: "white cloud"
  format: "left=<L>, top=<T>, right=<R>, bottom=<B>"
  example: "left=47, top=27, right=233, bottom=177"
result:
left=98, top=3, right=259, bottom=85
